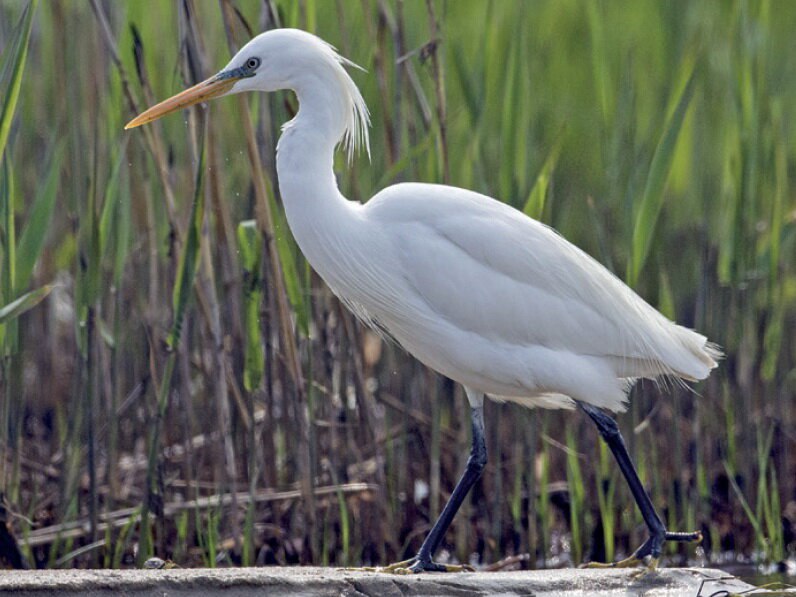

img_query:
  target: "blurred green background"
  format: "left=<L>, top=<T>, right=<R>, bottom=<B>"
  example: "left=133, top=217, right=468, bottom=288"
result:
left=0, top=0, right=793, bottom=574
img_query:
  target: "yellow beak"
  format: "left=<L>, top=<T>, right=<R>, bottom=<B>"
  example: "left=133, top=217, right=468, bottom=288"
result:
left=124, top=74, right=239, bottom=130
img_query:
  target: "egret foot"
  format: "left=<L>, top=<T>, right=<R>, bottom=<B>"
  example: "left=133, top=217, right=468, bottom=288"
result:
left=583, top=557, right=641, bottom=569
left=583, top=529, right=702, bottom=570
left=345, top=558, right=413, bottom=573
left=583, top=554, right=655, bottom=571
left=585, top=556, right=660, bottom=580
left=629, top=557, right=660, bottom=579
left=348, top=557, right=474, bottom=574
left=391, top=557, right=475, bottom=574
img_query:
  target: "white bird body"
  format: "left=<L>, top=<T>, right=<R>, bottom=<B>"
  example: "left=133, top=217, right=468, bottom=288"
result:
left=281, top=177, right=717, bottom=412
left=265, top=30, right=718, bottom=412
left=127, top=27, right=720, bottom=571
left=127, top=28, right=720, bottom=412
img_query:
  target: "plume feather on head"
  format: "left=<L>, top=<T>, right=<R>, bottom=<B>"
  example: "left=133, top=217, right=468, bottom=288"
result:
left=300, top=32, right=371, bottom=162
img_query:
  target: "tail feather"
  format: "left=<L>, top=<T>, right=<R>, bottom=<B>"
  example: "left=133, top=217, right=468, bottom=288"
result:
left=669, top=327, right=722, bottom=381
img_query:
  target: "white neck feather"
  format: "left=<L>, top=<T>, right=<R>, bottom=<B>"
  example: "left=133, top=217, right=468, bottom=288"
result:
left=274, top=64, right=367, bottom=291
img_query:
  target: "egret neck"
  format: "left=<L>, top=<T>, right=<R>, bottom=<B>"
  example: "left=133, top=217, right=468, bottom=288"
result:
left=275, top=70, right=364, bottom=291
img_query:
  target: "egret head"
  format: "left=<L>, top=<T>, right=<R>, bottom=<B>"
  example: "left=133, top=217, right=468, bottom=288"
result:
left=125, top=30, right=310, bottom=128
left=125, top=29, right=369, bottom=158
left=213, top=28, right=345, bottom=94
left=129, top=31, right=357, bottom=126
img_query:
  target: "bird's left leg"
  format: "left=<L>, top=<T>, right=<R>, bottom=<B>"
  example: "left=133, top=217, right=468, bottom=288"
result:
left=577, top=402, right=702, bottom=573
left=361, top=389, right=486, bottom=574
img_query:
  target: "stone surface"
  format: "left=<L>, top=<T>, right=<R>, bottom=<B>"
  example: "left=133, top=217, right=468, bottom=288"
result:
left=0, top=566, right=792, bottom=596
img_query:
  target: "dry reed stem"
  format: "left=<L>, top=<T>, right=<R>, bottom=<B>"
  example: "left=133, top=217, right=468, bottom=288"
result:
left=21, top=483, right=377, bottom=548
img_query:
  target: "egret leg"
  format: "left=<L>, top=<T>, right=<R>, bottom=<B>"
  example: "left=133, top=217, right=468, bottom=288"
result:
left=362, top=402, right=486, bottom=574
left=577, top=402, right=701, bottom=571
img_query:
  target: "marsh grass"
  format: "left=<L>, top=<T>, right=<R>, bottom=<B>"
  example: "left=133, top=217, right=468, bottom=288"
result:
left=0, top=0, right=793, bottom=572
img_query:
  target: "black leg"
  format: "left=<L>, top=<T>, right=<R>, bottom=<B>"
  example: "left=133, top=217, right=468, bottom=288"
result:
left=411, top=405, right=487, bottom=570
left=578, top=402, right=701, bottom=566
left=351, top=402, right=486, bottom=574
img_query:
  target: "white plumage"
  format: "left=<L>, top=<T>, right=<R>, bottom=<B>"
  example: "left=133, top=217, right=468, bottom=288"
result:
left=128, top=28, right=719, bottom=414
left=252, top=29, right=719, bottom=413
left=126, top=27, right=721, bottom=573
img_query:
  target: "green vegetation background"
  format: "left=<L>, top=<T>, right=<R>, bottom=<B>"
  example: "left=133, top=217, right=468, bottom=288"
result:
left=0, top=0, right=793, bottom=571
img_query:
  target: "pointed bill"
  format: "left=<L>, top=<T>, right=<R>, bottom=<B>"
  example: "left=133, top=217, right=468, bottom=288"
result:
left=124, top=74, right=239, bottom=130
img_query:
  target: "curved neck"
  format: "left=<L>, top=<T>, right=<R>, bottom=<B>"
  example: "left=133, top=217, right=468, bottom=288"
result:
left=274, top=69, right=360, bottom=283
left=275, top=69, right=351, bottom=213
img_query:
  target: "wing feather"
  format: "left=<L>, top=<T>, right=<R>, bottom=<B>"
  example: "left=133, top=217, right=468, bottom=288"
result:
left=367, top=183, right=718, bottom=384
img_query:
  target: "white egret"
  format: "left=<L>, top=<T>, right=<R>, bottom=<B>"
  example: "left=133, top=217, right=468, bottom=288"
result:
left=127, top=28, right=720, bottom=573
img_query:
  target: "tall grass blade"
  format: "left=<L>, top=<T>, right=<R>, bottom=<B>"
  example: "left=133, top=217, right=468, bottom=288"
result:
left=0, top=0, right=37, bottom=163
left=98, top=141, right=129, bottom=267
left=586, top=1, right=613, bottom=125
left=565, top=428, right=585, bottom=564
left=762, top=115, right=787, bottom=380
left=167, top=129, right=207, bottom=350
left=111, top=506, right=140, bottom=569
left=766, top=468, right=784, bottom=562
left=523, top=129, right=566, bottom=221
left=0, top=284, right=53, bottom=324
left=0, top=159, right=16, bottom=329
left=723, top=459, right=766, bottom=555
left=15, top=145, right=63, bottom=294
left=267, top=192, right=309, bottom=336
left=237, top=220, right=264, bottom=391
left=595, top=440, right=616, bottom=562
left=627, top=57, right=697, bottom=287
left=537, top=429, right=551, bottom=565
left=450, top=43, right=481, bottom=123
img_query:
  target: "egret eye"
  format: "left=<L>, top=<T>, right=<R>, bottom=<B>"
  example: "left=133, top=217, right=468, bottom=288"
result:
left=245, top=57, right=261, bottom=71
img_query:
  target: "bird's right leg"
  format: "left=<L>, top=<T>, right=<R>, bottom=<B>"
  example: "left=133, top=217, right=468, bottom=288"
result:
left=577, top=402, right=702, bottom=572
left=361, top=389, right=486, bottom=574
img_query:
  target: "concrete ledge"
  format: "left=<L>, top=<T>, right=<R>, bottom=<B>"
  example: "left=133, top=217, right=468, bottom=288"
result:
left=0, top=566, right=791, bottom=596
